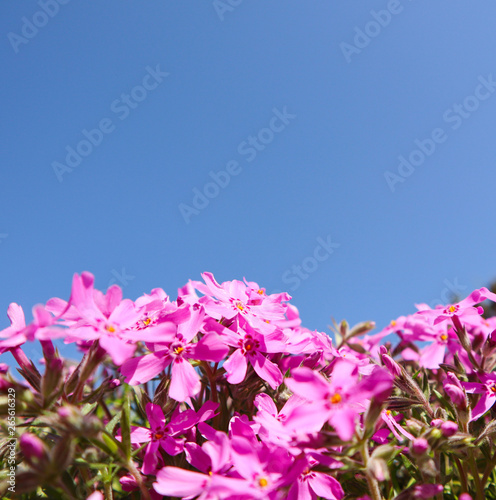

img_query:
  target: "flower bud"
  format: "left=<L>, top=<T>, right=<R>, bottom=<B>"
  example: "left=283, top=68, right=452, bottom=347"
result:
left=20, top=433, right=45, bottom=459
left=109, top=378, right=121, bottom=389
left=19, top=433, right=48, bottom=468
left=443, top=373, right=467, bottom=409
left=429, top=428, right=442, bottom=440
left=482, top=329, right=496, bottom=357
left=411, top=437, right=429, bottom=456
left=381, top=353, right=402, bottom=378
left=413, top=484, right=443, bottom=498
left=459, top=494, right=472, bottom=500
left=440, top=420, right=458, bottom=437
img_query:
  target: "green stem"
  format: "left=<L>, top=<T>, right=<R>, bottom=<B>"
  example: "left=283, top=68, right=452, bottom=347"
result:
left=481, top=449, right=496, bottom=487
left=127, top=460, right=151, bottom=500
left=454, top=456, right=469, bottom=494
left=468, top=451, right=483, bottom=500
left=360, top=440, right=383, bottom=500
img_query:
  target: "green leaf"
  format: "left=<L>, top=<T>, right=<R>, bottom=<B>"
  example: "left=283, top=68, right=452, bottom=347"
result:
left=120, top=393, right=132, bottom=461
left=105, top=413, right=121, bottom=434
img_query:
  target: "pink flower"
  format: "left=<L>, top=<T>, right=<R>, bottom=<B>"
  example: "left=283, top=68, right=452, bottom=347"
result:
left=288, top=460, right=344, bottom=500
left=192, top=272, right=287, bottom=333
left=285, top=360, right=393, bottom=441
left=120, top=401, right=218, bottom=475
left=54, top=273, right=143, bottom=365
left=121, top=306, right=228, bottom=401
left=209, top=316, right=285, bottom=389
left=462, top=372, right=496, bottom=421
left=443, top=372, right=468, bottom=410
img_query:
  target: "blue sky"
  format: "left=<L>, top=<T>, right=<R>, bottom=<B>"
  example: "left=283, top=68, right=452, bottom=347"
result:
left=1, top=1, right=496, bottom=364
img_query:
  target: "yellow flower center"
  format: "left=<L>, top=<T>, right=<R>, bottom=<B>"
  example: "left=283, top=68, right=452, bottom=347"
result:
left=236, top=301, right=245, bottom=311
left=330, top=393, right=342, bottom=404
left=174, top=346, right=184, bottom=355
left=153, top=431, right=164, bottom=440
left=440, top=334, right=448, bottom=341
left=257, top=289, right=264, bottom=295
left=143, top=318, right=151, bottom=326
left=491, top=386, right=496, bottom=394
left=390, top=320, right=397, bottom=327
left=258, top=478, right=268, bottom=488
left=449, top=305, right=457, bottom=313
left=106, top=325, right=116, bottom=333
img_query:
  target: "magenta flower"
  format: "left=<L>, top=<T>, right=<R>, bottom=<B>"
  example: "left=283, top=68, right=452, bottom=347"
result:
left=285, top=360, right=392, bottom=441
left=210, top=316, right=285, bottom=389
left=444, top=372, right=468, bottom=410
left=0, top=303, right=26, bottom=352
left=120, top=401, right=218, bottom=475
left=462, top=372, right=496, bottom=421
left=51, top=272, right=144, bottom=365
left=0, top=303, right=63, bottom=352
left=192, top=272, right=287, bottom=332
left=287, top=459, right=344, bottom=500
left=417, top=290, right=485, bottom=326
left=121, top=307, right=228, bottom=401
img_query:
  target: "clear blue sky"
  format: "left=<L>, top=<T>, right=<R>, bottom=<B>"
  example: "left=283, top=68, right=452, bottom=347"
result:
left=2, top=1, right=496, bottom=364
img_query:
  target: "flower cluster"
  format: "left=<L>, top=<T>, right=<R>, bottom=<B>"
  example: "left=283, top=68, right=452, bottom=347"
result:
left=0, top=272, right=496, bottom=500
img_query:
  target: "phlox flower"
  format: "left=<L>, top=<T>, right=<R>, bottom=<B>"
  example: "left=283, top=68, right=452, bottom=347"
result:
left=121, top=306, right=228, bottom=401
left=208, top=316, right=285, bottom=389
left=416, top=289, right=487, bottom=327
left=374, top=410, right=414, bottom=444
left=120, top=401, right=218, bottom=475
left=253, top=393, right=307, bottom=446
left=462, top=372, right=496, bottom=421
left=287, top=457, right=344, bottom=500
left=192, top=272, right=287, bottom=333
left=49, top=272, right=144, bottom=365
left=0, top=303, right=64, bottom=352
left=285, top=360, right=392, bottom=441
left=154, top=429, right=254, bottom=499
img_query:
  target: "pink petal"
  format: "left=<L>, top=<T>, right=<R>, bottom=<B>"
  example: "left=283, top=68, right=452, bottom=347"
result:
left=192, top=333, right=229, bottom=362
left=7, top=303, right=25, bottom=329
left=285, top=367, right=329, bottom=401
left=129, top=426, right=151, bottom=444
left=309, top=472, right=344, bottom=500
left=120, top=352, right=171, bottom=385
left=223, top=349, right=248, bottom=385
left=250, top=352, right=283, bottom=389
left=471, top=392, right=496, bottom=421
left=285, top=401, right=330, bottom=434
left=169, top=359, right=201, bottom=401
left=108, top=299, right=141, bottom=329
left=146, top=403, right=165, bottom=430
left=329, top=408, right=356, bottom=441
left=419, top=341, right=446, bottom=369
left=154, top=467, right=208, bottom=497
left=99, top=335, right=135, bottom=365
left=254, top=393, right=278, bottom=417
